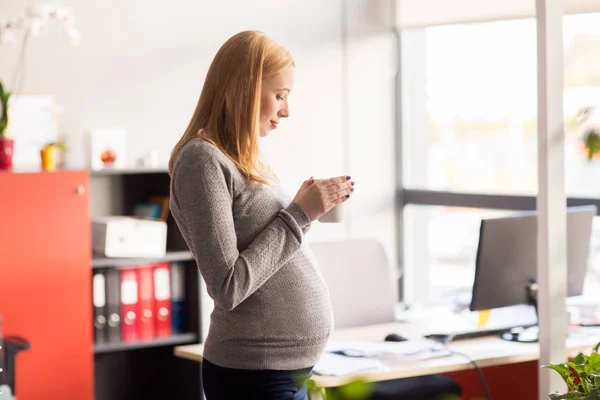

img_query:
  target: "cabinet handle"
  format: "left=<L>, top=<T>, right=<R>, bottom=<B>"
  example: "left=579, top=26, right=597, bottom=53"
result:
left=75, top=185, right=86, bottom=195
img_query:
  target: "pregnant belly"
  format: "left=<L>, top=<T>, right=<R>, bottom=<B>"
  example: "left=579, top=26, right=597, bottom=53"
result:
left=259, top=272, right=334, bottom=343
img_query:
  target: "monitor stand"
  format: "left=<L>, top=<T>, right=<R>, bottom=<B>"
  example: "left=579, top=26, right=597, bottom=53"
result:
left=499, top=280, right=540, bottom=343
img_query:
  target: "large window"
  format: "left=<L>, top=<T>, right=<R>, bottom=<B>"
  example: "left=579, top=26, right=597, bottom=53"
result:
left=401, top=13, right=600, bottom=306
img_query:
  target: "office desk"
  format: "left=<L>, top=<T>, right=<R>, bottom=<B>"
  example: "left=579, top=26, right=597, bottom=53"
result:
left=174, top=322, right=600, bottom=398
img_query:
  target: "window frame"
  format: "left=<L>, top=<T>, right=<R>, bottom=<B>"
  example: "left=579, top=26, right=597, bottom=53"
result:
left=395, top=22, right=600, bottom=306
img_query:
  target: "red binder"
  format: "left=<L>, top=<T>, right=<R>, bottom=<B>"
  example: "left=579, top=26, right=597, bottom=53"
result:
left=120, top=268, right=139, bottom=342
left=153, top=262, right=172, bottom=337
left=137, top=265, right=155, bottom=340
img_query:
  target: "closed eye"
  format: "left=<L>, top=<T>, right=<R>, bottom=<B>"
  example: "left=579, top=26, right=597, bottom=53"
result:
left=276, top=95, right=284, bottom=101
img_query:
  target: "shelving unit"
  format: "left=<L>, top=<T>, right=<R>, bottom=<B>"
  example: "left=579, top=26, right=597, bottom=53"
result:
left=94, top=332, right=198, bottom=354
left=92, top=251, right=194, bottom=268
left=90, top=170, right=203, bottom=400
left=90, top=167, right=168, bottom=176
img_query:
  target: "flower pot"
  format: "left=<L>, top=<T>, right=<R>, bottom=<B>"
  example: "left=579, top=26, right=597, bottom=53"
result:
left=40, top=146, right=57, bottom=172
left=0, top=137, right=14, bottom=170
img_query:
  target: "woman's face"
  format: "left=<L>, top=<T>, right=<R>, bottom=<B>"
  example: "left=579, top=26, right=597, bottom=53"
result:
left=259, top=65, right=294, bottom=137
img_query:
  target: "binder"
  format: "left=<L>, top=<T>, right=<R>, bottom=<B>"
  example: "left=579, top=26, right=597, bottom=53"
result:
left=170, top=262, right=186, bottom=334
left=137, top=265, right=156, bottom=340
left=149, top=196, right=170, bottom=222
left=105, top=268, right=122, bottom=343
left=92, top=269, right=108, bottom=344
left=120, top=268, right=139, bottom=342
left=153, top=262, right=172, bottom=337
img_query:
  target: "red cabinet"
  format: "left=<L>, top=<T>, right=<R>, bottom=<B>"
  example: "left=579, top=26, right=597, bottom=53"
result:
left=0, top=170, right=93, bottom=400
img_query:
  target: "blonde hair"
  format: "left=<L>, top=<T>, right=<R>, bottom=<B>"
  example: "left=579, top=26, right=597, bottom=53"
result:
left=168, top=30, right=294, bottom=185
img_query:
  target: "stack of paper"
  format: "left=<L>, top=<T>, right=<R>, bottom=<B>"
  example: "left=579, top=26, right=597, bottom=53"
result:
left=313, top=353, right=389, bottom=376
left=313, top=340, right=453, bottom=376
left=325, top=339, right=442, bottom=357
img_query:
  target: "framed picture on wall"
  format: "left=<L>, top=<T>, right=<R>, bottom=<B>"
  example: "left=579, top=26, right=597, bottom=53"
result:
left=89, top=128, right=128, bottom=170
left=8, top=95, right=61, bottom=168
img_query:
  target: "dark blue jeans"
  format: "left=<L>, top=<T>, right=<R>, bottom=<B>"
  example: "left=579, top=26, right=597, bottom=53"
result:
left=201, top=358, right=313, bottom=400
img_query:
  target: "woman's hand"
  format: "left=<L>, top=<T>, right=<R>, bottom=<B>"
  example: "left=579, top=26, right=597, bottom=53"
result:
left=292, top=176, right=355, bottom=222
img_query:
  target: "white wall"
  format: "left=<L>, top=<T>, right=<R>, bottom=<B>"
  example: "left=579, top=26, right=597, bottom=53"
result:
left=346, top=1, right=398, bottom=270
left=0, top=0, right=397, bottom=266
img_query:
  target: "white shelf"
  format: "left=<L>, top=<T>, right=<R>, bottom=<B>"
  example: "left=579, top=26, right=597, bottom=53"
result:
left=94, top=333, right=198, bottom=354
left=92, top=251, right=194, bottom=268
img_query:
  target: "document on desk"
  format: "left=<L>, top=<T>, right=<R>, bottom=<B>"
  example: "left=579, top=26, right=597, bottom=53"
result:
left=314, top=353, right=389, bottom=376
left=325, top=339, right=446, bottom=357
left=314, top=340, right=453, bottom=376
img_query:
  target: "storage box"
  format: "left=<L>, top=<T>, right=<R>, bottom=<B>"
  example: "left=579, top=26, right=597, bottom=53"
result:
left=92, top=216, right=167, bottom=258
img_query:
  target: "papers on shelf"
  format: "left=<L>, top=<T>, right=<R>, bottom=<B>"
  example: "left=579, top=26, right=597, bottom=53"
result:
left=313, top=340, right=453, bottom=376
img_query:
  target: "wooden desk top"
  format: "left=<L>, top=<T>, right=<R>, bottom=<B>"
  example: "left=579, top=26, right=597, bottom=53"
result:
left=174, top=322, right=600, bottom=388
left=174, top=343, right=204, bottom=363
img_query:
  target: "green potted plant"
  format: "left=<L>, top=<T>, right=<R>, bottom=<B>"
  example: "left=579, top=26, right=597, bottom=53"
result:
left=543, top=342, right=600, bottom=399
left=576, top=107, right=600, bottom=161
left=582, top=128, right=600, bottom=161
left=0, top=80, right=12, bottom=170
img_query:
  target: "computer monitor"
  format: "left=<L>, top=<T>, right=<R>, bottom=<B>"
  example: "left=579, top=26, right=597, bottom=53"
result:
left=470, top=205, right=596, bottom=325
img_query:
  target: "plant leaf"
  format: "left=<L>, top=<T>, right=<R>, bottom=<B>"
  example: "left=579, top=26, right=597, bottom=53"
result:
left=548, top=389, right=600, bottom=400
left=575, top=353, right=587, bottom=366
left=590, top=374, right=600, bottom=388
left=545, top=363, right=576, bottom=388
left=567, top=361, right=590, bottom=393
left=46, top=142, right=68, bottom=152
left=0, top=80, right=9, bottom=138
left=584, top=130, right=600, bottom=160
left=336, top=380, right=373, bottom=400
left=586, top=352, right=600, bottom=376
left=549, top=391, right=583, bottom=400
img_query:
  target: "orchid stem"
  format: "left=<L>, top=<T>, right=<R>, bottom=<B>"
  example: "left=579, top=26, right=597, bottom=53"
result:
left=10, top=29, right=30, bottom=96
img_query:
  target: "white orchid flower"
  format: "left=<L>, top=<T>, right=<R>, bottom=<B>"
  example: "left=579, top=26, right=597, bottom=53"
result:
left=26, top=3, right=55, bottom=20
left=54, top=6, right=73, bottom=23
left=28, top=17, right=49, bottom=37
left=1, top=2, right=81, bottom=95
left=0, top=18, right=18, bottom=44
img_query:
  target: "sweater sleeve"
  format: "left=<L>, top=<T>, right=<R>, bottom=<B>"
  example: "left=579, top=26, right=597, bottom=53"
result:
left=172, top=148, right=310, bottom=311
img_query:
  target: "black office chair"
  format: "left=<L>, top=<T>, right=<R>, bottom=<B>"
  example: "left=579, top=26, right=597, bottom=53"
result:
left=1, top=336, right=31, bottom=400
left=310, top=240, right=463, bottom=400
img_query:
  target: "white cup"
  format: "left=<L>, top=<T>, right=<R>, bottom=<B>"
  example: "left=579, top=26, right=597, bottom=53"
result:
left=318, top=203, right=345, bottom=223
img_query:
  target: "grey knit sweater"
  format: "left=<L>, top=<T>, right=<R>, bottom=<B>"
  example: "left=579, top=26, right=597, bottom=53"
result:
left=169, top=138, right=334, bottom=370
